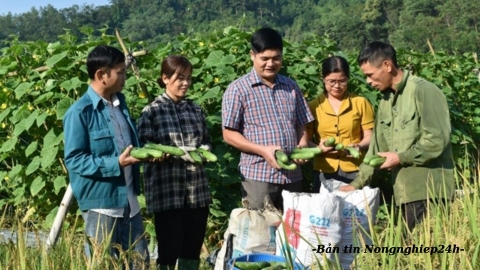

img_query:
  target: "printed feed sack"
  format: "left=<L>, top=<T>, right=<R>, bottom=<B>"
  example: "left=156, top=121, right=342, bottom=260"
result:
left=276, top=190, right=344, bottom=267
left=320, top=179, right=380, bottom=270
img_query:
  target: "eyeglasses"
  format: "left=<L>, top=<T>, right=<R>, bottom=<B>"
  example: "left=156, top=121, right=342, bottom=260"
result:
left=324, top=79, right=348, bottom=86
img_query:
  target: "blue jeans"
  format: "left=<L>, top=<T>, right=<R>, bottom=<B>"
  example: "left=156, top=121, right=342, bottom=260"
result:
left=82, top=207, right=149, bottom=269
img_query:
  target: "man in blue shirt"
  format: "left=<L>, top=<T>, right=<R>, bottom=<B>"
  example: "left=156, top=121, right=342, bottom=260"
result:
left=63, top=45, right=149, bottom=269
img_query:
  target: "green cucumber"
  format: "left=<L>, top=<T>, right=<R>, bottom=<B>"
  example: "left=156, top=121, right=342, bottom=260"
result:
left=369, top=157, right=386, bottom=167
left=129, top=147, right=151, bottom=159
left=363, top=154, right=381, bottom=164
left=195, top=148, right=218, bottom=162
left=290, top=151, right=315, bottom=160
left=277, top=159, right=297, bottom=170
left=291, top=147, right=322, bottom=155
left=324, top=137, right=336, bottom=147
left=275, top=150, right=289, bottom=163
left=189, top=150, right=203, bottom=164
left=145, top=148, right=164, bottom=158
left=144, top=142, right=185, bottom=156
left=261, top=265, right=285, bottom=270
left=234, top=261, right=270, bottom=270
left=345, top=146, right=360, bottom=159
left=334, top=143, right=344, bottom=150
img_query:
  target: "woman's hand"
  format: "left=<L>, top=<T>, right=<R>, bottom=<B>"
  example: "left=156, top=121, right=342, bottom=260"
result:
left=318, top=138, right=335, bottom=154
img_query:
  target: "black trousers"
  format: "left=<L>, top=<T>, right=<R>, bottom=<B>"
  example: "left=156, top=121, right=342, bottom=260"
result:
left=154, top=207, right=209, bottom=266
left=400, top=199, right=449, bottom=233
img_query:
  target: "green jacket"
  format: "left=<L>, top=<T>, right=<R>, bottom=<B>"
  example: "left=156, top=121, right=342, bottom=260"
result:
left=350, top=70, right=454, bottom=205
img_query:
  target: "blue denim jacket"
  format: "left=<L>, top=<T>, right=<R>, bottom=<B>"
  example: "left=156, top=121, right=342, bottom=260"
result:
left=63, top=86, right=141, bottom=211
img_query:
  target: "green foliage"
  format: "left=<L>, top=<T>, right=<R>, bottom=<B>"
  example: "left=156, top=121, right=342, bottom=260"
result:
left=0, top=26, right=479, bottom=249
left=1, top=0, right=479, bottom=53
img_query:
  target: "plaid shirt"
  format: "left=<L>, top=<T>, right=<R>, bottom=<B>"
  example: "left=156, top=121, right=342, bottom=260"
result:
left=222, top=69, right=314, bottom=184
left=138, top=93, right=212, bottom=213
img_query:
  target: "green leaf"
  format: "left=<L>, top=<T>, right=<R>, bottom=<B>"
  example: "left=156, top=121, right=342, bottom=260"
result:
left=46, top=51, right=68, bottom=68
left=24, top=110, right=39, bottom=131
left=36, top=112, right=48, bottom=127
left=8, top=164, right=23, bottom=179
left=46, top=41, right=61, bottom=54
left=14, top=82, right=34, bottom=99
left=305, top=65, right=317, bottom=75
left=25, top=141, right=38, bottom=157
left=25, top=156, right=42, bottom=176
left=13, top=120, right=26, bottom=136
left=209, top=208, right=227, bottom=217
left=1, top=136, right=18, bottom=153
left=44, top=129, right=57, bottom=146
left=205, top=50, right=224, bottom=67
left=220, top=54, right=236, bottom=65
left=53, top=176, right=67, bottom=195
left=30, top=176, right=45, bottom=196
left=34, top=92, right=54, bottom=105
left=196, top=86, right=220, bottom=105
left=41, top=146, right=58, bottom=168
left=43, top=206, right=59, bottom=230
left=0, top=108, right=11, bottom=123
left=56, top=98, right=75, bottom=120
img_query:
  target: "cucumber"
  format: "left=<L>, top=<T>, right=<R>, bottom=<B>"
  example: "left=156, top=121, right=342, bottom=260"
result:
left=324, top=137, right=336, bottom=147
left=291, top=147, right=322, bottom=155
left=275, top=150, right=289, bottom=163
left=334, top=143, right=344, bottom=150
left=145, top=148, right=164, bottom=158
left=143, top=142, right=185, bottom=156
left=195, top=148, right=218, bottom=162
left=234, top=261, right=270, bottom=270
left=369, top=157, right=386, bottom=167
left=189, top=150, right=203, bottom=165
left=277, top=159, right=297, bottom=170
left=290, top=151, right=315, bottom=160
left=129, top=147, right=151, bottom=159
left=363, top=154, right=381, bottom=164
left=261, top=265, right=286, bottom=270
left=345, top=146, right=360, bottom=159
left=268, top=262, right=287, bottom=268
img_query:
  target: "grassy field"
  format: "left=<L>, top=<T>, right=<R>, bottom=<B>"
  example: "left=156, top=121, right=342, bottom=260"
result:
left=1, top=166, right=479, bottom=270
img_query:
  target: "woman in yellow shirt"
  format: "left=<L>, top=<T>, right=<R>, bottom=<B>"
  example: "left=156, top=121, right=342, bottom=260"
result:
left=307, top=56, right=374, bottom=192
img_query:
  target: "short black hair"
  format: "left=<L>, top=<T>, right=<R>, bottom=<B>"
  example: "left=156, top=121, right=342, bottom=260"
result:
left=251, top=27, right=283, bottom=53
left=86, top=45, right=125, bottom=80
left=322, top=56, right=350, bottom=78
left=357, top=41, right=399, bottom=68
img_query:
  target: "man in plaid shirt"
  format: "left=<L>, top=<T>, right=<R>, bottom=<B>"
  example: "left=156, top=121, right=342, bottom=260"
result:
left=222, top=27, right=314, bottom=211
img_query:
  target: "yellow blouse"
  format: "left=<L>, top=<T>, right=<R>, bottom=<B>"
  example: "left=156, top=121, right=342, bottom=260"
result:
left=306, top=92, right=374, bottom=173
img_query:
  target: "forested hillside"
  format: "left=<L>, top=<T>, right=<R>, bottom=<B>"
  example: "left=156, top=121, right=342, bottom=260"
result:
left=0, top=0, right=478, bottom=53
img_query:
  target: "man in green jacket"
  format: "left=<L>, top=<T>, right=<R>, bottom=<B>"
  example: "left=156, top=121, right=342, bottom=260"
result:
left=339, top=41, right=454, bottom=232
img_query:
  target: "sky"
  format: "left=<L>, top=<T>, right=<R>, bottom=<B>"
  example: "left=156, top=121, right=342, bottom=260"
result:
left=0, top=0, right=111, bottom=15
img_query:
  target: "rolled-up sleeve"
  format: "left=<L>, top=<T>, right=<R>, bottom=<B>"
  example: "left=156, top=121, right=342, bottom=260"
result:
left=222, top=85, right=244, bottom=130
left=294, top=87, right=314, bottom=126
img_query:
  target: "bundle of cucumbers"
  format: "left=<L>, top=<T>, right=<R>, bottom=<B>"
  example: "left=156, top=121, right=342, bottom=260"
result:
left=234, top=261, right=288, bottom=270
left=127, top=142, right=218, bottom=164
left=275, top=147, right=321, bottom=171
left=323, top=136, right=360, bottom=159
left=363, top=154, right=386, bottom=167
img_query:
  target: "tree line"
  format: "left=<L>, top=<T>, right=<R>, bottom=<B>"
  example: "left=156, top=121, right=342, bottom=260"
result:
left=0, top=0, right=478, bottom=53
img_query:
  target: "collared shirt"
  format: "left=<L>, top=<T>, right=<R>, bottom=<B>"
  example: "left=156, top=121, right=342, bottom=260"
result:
left=350, top=70, right=454, bottom=205
left=63, top=86, right=142, bottom=211
left=307, top=92, right=374, bottom=173
left=91, top=93, right=140, bottom=218
left=137, top=93, right=212, bottom=213
left=222, top=69, right=314, bottom=184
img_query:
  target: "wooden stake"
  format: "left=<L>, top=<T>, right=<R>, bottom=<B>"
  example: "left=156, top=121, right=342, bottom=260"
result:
left=45, top=184, right=73, bottom=249
left=427, top=39, right=436, bottom=57
left=115, top=28, right=153, bottom=102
